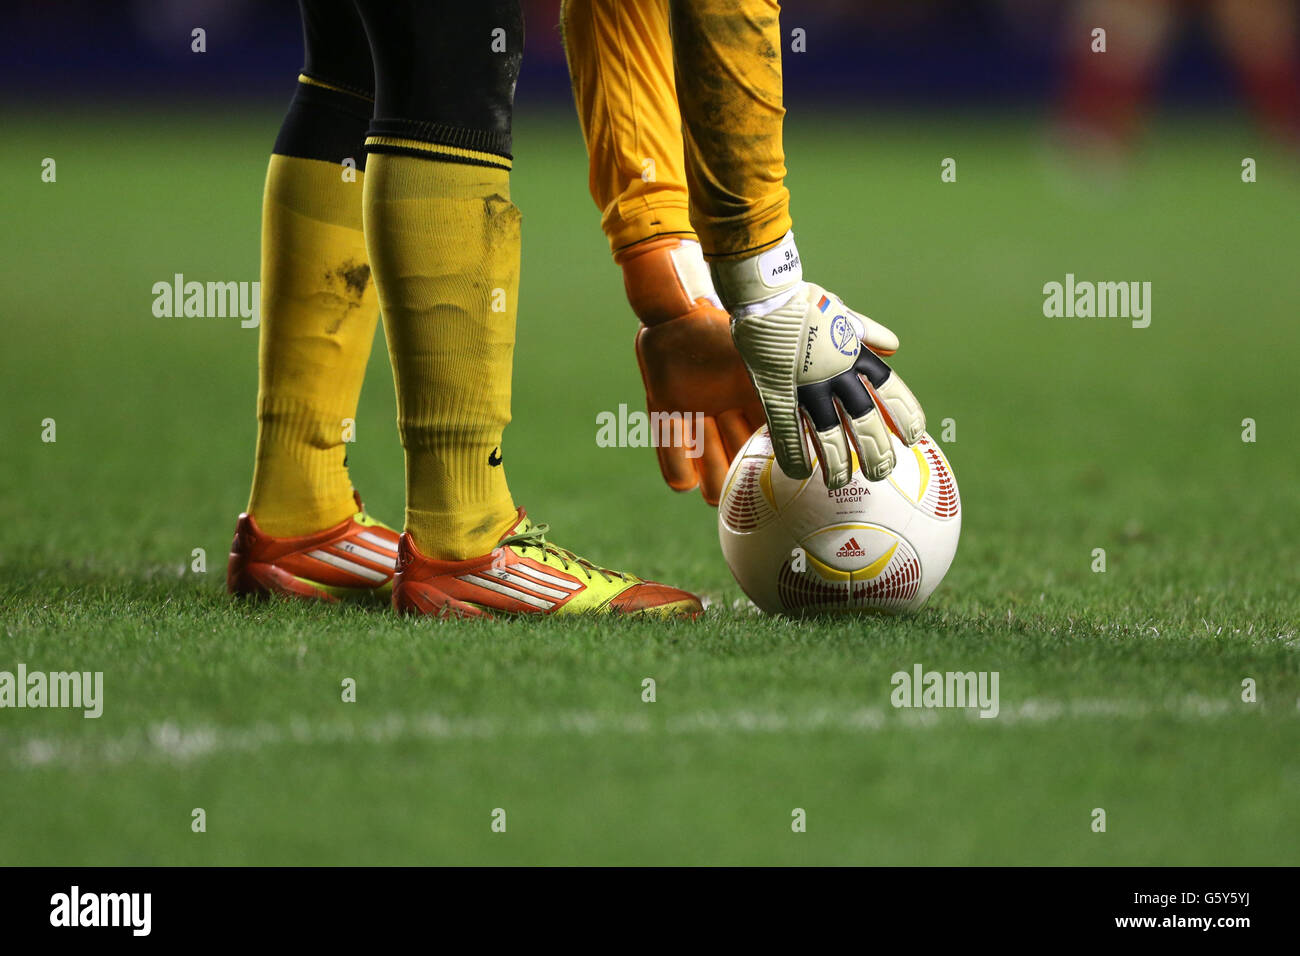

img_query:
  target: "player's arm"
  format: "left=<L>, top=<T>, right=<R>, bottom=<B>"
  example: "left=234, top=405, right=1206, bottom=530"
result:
left=667, top=0, right=926, bottom=488
left=561, top=0, right=763, bottom=504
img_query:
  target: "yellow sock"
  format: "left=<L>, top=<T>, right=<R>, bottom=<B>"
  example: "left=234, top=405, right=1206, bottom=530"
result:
left=362, top=153, right=519, bottom=559
left=247, top=154, right=380, bottom=536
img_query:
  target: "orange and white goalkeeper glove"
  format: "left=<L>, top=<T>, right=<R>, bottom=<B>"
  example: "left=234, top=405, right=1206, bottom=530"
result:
left=618, top=237, right=766, bottom=506
left=711, top=231, right=926, bottom=488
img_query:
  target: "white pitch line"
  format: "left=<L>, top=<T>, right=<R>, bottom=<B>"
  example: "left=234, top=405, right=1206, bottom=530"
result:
left=0, top=695, right=1278, bottom=771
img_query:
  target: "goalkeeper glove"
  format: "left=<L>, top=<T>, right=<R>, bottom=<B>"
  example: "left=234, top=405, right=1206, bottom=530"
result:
left=711, top=231, right=926, bottom=489
left=619, top=237, right=766, bottom=505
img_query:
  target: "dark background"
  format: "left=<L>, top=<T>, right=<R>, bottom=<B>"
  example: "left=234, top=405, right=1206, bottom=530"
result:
left=0, top=0, right=1267, bottom=110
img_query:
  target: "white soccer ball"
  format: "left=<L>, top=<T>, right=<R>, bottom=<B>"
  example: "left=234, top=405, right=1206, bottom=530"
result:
left=718, top=426, right=961, bottom=616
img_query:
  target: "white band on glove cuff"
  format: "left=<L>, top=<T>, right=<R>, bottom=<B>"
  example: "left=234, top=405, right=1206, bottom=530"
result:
left=709, top=231, right=803, bottom=316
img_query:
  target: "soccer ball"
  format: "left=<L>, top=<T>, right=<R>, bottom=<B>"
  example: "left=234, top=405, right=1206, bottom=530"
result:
left=718, top=426, right=961, bottom=616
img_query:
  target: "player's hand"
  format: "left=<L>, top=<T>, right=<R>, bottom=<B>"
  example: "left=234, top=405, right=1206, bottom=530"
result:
left=619, top=237, right=765, bottom=506
left=635, top=307, right=766, bottom=505
left=713, top=234, right=926, bottom=488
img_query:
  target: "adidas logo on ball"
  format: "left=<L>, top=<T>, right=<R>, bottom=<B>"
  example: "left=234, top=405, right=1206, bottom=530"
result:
left=836, top=537, right=867, bottom=558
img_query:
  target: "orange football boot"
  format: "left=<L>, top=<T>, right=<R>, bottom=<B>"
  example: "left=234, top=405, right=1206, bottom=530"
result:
left=393, top=508, right=703, bottom=619
left=227, top=491, right=400, bottom=602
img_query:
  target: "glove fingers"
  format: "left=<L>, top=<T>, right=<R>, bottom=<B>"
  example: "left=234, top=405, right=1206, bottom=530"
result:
left=766, top=402, right=813, bottom=481
left=827, top=374, right=896, bottom=481
left=694, top=416, right=729, bottom=506
left=852, top=344, right=925, bottom=445
left=845, top=404, right=897, bottom=481
left=716, top=406, right=760, bottom=464
left=870, top=373, right=926, bottom=445
left=654, top=434, right=699, bottom=494
left=795, top=372, right=864, bottom=488
left=804, top=409, right=855, bottom=490
left=848, top=311, right=900, bottom=356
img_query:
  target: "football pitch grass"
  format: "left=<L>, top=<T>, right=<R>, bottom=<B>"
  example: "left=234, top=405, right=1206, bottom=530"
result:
left=2, top=109, right=1297, bottom=865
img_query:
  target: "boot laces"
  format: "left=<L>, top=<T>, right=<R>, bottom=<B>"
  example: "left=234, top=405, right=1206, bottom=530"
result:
left=498, top=523, right=629, bottom=584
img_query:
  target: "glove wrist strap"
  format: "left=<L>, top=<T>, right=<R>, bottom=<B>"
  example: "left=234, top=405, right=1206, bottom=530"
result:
left=618, top=236, right=723, bottom=326
left=709, top=231, right=803, bottom=314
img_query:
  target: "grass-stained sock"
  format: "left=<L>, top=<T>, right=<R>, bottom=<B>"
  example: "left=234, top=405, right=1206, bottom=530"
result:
left=362, top=153, right=520, bottom=559
left=247, top=150, right=380, bottom=536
